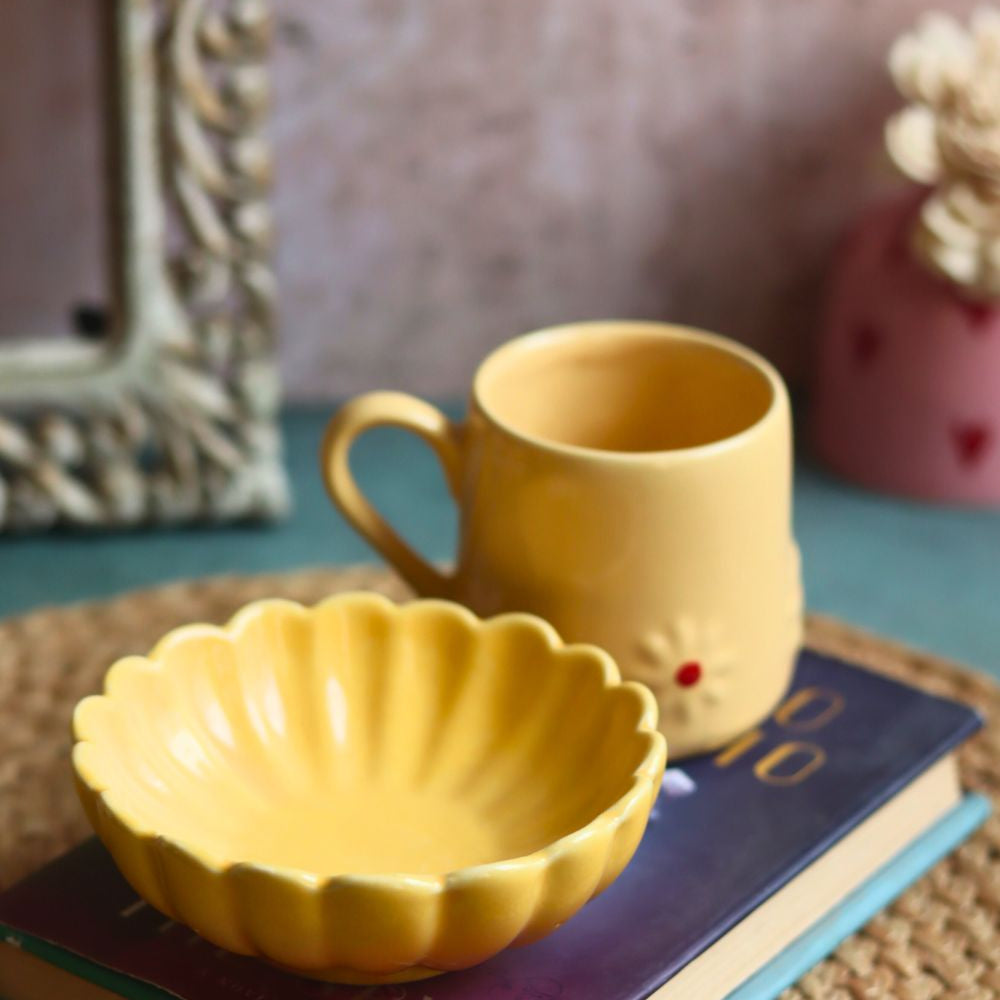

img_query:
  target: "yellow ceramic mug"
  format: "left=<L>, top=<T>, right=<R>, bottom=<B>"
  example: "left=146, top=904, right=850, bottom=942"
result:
left=322, top=322, right=803, bottom=757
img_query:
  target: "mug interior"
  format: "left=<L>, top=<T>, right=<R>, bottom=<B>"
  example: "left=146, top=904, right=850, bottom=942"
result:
left=475, top=325, right=776, bottom=453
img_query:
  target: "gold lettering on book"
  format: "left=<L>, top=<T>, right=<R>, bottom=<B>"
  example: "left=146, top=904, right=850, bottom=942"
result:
left=712, top=687, right=844, bottom=784
left=119, top=898, right=146, bottom=919
left=774, top=688, right=846, bottom=731
left=713, top=728, right=765, bottom=767
left=754, top=742, right=827, bottom=786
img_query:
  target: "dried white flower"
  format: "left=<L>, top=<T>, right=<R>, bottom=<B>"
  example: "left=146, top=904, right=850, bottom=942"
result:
left=886, top=7, right=1000, bottom=297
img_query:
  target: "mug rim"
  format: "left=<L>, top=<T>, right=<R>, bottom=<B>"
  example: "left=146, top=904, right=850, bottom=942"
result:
left=470, top=320, right=789, bottom=462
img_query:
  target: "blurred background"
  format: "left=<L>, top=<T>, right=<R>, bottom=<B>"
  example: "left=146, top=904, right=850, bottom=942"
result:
left=0, top=0, right=996, bottom=673
left=2, top=0, right=982, bottom=397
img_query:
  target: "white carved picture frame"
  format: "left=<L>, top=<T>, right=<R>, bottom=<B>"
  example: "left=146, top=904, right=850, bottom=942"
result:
left=0, top=0, right=287, bottom=531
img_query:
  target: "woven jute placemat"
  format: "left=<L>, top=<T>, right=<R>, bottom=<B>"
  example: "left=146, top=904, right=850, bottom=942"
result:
left=1, top=564, right=997, bottom=999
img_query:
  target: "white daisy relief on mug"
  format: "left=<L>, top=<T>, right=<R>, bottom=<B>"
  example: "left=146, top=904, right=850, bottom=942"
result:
left=632, top=617, right=735, bottom=726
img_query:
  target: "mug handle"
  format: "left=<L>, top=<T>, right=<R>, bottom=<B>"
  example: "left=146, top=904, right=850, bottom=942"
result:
left=321, top=391, right=463, bottom=598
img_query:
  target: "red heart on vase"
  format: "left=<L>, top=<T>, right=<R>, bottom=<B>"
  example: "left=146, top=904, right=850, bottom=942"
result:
left=850, top=323, right=882, bottom=369
left=956, top=298, right=997, bottom=332
left=950, top=423, right=993, bottom=468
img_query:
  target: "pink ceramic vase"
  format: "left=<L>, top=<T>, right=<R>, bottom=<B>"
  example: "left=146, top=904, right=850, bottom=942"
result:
left=811, top=191, right=1000, bottom=505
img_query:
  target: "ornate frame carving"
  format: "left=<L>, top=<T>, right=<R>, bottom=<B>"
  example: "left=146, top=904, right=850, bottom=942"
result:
left=0, top=0, right=287, bottom=531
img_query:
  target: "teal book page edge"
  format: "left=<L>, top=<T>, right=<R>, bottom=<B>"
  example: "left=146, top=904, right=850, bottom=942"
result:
left=725, top=792, right=992, bottom=1000
left=0, top=930, right=167, bottom=1000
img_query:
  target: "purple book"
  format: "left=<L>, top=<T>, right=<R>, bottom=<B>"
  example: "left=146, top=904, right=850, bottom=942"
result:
left=0, top=649, right=982, bottom=1000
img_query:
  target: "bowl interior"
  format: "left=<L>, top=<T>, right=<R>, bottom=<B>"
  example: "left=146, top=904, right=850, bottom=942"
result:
left=76, top=599, right=655, bottom=877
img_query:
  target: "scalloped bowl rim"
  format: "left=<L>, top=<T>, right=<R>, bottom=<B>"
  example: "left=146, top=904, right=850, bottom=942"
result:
left=72, top=593, right=667, bottom=894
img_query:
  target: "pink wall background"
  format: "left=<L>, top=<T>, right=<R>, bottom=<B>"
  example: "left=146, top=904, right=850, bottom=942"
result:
left=0, top=0, right=982, bottom=399
left=0, top=0, right=105, bottom=342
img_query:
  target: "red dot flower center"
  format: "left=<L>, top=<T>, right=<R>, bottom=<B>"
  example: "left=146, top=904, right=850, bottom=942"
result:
left=675, top=661, right=702, bottom=687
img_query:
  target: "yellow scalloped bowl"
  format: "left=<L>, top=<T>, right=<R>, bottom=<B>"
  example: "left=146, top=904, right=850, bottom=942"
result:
left=72, top=594, right=666, bottom=983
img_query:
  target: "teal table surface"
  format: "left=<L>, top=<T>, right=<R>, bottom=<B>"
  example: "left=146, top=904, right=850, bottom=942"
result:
left=1, top=406, right=997, bottom=676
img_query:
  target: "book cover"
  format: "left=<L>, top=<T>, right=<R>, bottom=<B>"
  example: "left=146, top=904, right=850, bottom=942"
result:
left=0, top=649, right=983, bottom=1000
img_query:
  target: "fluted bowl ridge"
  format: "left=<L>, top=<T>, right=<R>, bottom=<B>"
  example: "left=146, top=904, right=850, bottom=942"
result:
left=72, top=593, right=666, bottom=983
